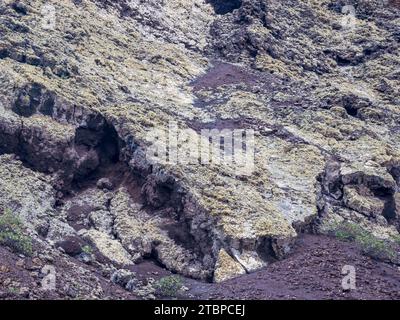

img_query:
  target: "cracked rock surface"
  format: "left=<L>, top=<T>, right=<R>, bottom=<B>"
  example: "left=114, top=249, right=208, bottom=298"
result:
left=0, top=0, right=400, bottom=286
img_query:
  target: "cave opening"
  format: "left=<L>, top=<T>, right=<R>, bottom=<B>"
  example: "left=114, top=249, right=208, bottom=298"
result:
left=207, top=0, right=242, bottom=15
left=342, top=104, right=358, bottom=118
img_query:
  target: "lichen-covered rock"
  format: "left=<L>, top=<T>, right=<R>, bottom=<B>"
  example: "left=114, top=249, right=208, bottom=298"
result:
left=110, top=190, right=155, bottom=261
left=88, top=210, right=113, bottom=234
left=231, top=248, right=266, bottom=273
left=0, top=155, right=56, bottom=228
left=110, top=269, right=136, bottom=288
left=110, top=188, right=211, bottom=279
left=317, top=203, right=399, bottom=241
left=343, top=186, right=386, bottom=217
left=214, top=249, right=246, bottom=283
left=341, top=163, right=397, bottom=194
left=80, top=229, right=133, bottom=266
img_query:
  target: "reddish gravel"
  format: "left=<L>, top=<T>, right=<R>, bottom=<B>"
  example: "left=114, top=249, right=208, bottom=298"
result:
left=190, top=61, right=281, bottom=93
left=187, top=234, right=400, bottom=300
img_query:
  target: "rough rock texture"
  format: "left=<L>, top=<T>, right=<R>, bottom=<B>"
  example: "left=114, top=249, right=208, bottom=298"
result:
left=213, top=249, right=246, bottom=283
left=0, top=0, right=400, bottom=284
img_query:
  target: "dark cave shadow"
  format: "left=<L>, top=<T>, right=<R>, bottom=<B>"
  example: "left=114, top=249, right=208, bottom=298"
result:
left=206, top=0, right=242, bottom=15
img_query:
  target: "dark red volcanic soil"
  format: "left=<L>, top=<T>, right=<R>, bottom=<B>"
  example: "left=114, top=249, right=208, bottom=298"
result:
left=186, top=234, right=400, bottom=300
left=191, top=61, right=282, bottom=92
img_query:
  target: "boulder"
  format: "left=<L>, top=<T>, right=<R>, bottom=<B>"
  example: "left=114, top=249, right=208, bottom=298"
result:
left=56, top=236, right=84, bottom=256
left=343, top=186, right=386, bottom=217
left=214, top=249, right=246, bottom=283
left=88, top=210, right=113, bottom=234
left=80, top=229, right=133, bottom=266
left=96, top=178, right=114, bottom=191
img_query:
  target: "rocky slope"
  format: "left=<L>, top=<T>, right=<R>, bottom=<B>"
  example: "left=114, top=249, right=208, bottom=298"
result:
left=0, top=0, right=400, bottom=293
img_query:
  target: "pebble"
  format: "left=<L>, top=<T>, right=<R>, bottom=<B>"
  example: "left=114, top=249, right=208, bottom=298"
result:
left=16, top=259, right=25, bottom=268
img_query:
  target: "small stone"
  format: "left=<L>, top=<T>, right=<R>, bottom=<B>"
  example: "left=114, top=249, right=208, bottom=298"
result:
left=19, top=287, right=30, bottom=298
left=126, top=278, right=138, bottom=292
left=96, top=178, right=114, bottom=190
left=66, top=287, right=78, bottom=298
left=16, top=259, right=25, bottom=268
left=39, top=253, right=54, bottom=263
left=56, top=236, right=84, bottom=256
left=78, top=253, right=92, bottom=264
left=30, top=271, right=39, bottom=277
left=0, top=265, right=9, bottom=273
left=111, top=269, right=136, bottom=288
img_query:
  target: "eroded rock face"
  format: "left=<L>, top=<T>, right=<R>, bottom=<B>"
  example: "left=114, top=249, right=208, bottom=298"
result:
left=316, top=160, right=400, bottom=240
left=0, top=0, right=399, bottom=283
